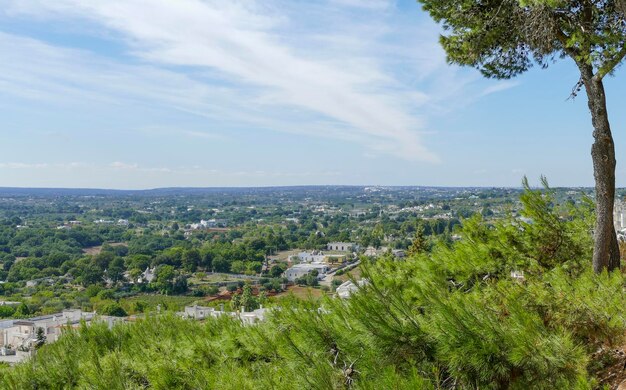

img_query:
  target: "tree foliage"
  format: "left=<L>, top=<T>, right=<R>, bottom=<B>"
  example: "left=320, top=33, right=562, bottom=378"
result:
left=417, top=0, right=626, bottom=272
left=2, top=184, right=624, bottom=388
left=419, top=0, right=626, bottom=79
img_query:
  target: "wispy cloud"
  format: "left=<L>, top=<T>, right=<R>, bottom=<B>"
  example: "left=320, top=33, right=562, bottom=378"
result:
left=182, top=130, right=226, bottom=140
left=109, top=162, right=139, bottom=170
left=0, top=162, right=49, bottom=169
left=0, top=0, right=512, bottom=164
left=479, top=81, right=520, bottom=98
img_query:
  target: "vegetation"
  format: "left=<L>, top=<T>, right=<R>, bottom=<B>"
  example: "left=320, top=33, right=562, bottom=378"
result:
left=2, top=183, right=625, bottom=388
left=0, top=186, right=528, bottom=319
left=416, top=0, right=626, bottom=272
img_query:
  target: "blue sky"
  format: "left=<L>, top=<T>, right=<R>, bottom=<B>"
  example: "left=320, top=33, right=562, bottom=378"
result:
left=1, top=0, right=626, bottom=189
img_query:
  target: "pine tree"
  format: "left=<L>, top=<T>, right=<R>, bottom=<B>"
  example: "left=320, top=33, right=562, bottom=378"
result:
left=240, top=282, right=257, bottom=312
left=415, top=0, right=626, bottom=272
left=407, top=223, right=427, bottom=256
left=33, top=327, right=46, bottom=350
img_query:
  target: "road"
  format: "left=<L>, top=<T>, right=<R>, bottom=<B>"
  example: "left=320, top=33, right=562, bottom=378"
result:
left=320, top=260, right=360, bottom=287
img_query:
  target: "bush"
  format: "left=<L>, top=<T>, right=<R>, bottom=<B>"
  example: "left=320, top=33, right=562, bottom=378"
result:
left=96, top=289, right=115, bottom=300
left=193, top=285, right=219, bottom=297
left=85, top=285, right=102, bottom=298
left=100, top=303, right=127, bottom=317
left=0, top=183, right=621, bottom=389
left=132, top=301, right=147, bottom=313
left=0, top=305, right=15, bottom=318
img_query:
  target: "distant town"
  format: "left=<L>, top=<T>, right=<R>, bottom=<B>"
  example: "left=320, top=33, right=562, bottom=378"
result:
left=0, top=185, right=622, bottom=365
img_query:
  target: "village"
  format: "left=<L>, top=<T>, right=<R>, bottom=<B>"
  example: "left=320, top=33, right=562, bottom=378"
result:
left=0, top=240, right=369, bottom=366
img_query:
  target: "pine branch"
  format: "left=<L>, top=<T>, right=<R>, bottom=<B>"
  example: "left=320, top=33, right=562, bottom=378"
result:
left=594, top=43, right=626, bottom=81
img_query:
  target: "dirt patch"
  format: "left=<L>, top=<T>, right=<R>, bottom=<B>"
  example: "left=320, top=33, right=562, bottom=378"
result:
left=205, top=290, right=235, bottom=302
left=593, top=346, right=626, bottom=389
left=82, top=242, right=127, bottom=255
left=273, top=285, right=325, bottom=300
left=82, top=246, right=102, bottom=255
left=268, top=249, right=301, bottom=262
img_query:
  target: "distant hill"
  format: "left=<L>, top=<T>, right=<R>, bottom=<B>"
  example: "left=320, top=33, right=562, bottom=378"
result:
left=0, top=185, right=525, bottom=198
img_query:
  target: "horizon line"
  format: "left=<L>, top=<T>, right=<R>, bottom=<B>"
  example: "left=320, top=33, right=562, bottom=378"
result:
left=0, top=185, right=598, bottom=192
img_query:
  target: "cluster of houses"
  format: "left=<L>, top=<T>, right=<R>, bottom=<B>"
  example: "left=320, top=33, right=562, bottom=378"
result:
left=93, top=219, right=129, bottom=226
left=0, top=309, right=125, bottom=364
left=0, top=302, right=271, bottom=365
left=56, top=219, right=128, bottom=230
left=23, top=267, right=156, bottom=291
left=281, top=241, right=410, bottom=283
left=289, top=250, right=347, bottom=265
left=284, top=263, right=330, bottom=282
left=282, top=242, right=359, bottom=282
left=188, top=219, right=227, bottom=230
left=179, top=304, right=268, bottom=325
left=362, top=247, right=406, bottom=258
left=26, top=267, right=157, bottom=289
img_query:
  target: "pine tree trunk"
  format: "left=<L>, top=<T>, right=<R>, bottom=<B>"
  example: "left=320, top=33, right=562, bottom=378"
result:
left=582, top=68, right=621, bottom=273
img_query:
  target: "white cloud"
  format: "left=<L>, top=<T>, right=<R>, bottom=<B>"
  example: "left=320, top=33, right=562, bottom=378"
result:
left=0, top=0, right=511, bottom=163
left=0, top=162, right=49, bottom=169
left=479, top=81, right=520, bottom=97
left=109, top=162, right=139, bottom=170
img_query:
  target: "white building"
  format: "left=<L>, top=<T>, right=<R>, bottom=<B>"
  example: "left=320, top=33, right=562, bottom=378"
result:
left=1, top=310, right=95, bottom=351
left=0, top=310, right=128, bottom=365
left=294, top=251, right=326, bottom=264
left=239, top=307, right=267, bottom=325
left=180, top=305, right=266, bottom=325
left=326, top=242, right=357, bottom=252
left=284, top=263, right=329, bottom=282
left=348, top=209, right=367, bottom=217
left=615, top=200, right=626, bottom=231
left=363, top=246, right=381, bottom=257
left=335, top=279, right=368, bottom=299
left=138, top=267, right=156, bottom=284
left=94, top=219, right=114, bottom=224
left=190, top=219, right=227, bottom=230
left=362, top=247, right=405, bottom=259
left=183, top=305, right=231, bottom=320
left=25, top=278, right=54, bottom=288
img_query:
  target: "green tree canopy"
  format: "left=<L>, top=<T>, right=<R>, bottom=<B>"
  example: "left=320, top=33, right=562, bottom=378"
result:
left=417, top=0, right=626, bottom=272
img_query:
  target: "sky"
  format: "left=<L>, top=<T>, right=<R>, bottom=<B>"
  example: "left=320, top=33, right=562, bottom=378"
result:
left=1, top=0, right=626, bottom=189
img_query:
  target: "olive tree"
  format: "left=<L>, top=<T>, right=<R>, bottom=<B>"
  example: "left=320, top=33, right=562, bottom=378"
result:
left=416, top=0, right=626, bottom=272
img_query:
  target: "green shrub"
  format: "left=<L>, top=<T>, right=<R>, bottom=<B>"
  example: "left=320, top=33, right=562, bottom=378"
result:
left=1, top=183, right=622, bottom=389
left=100, top=302, right=127, bottom=317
